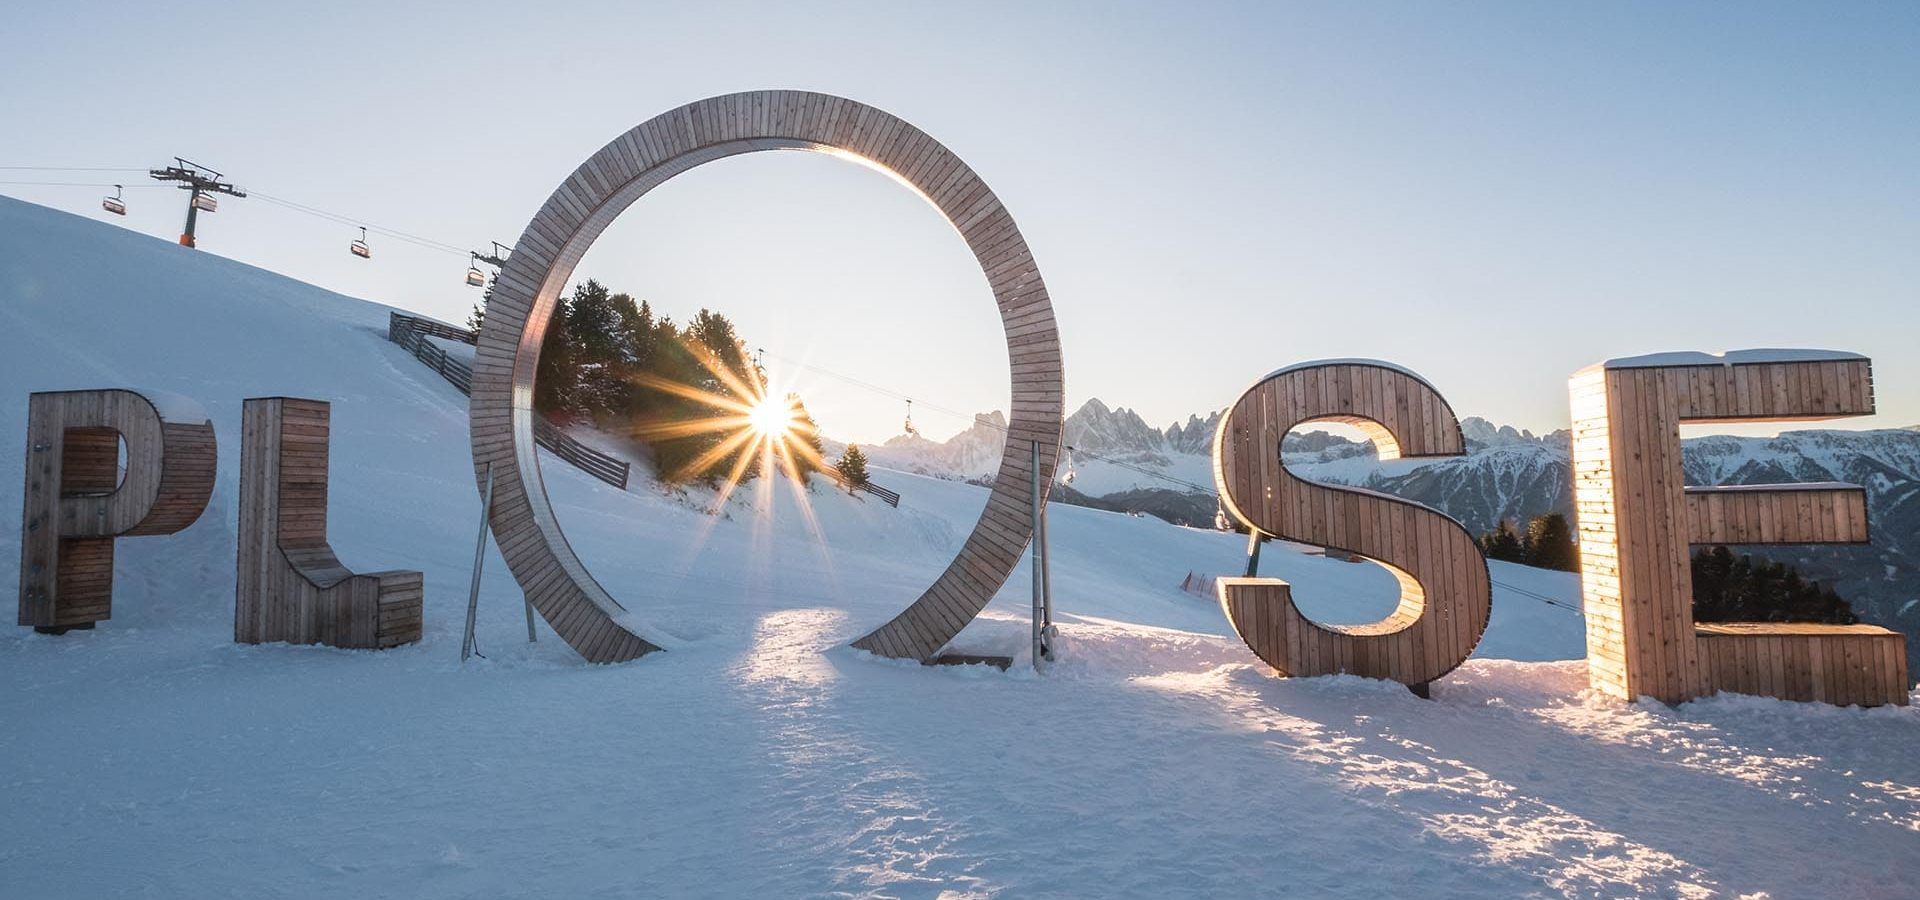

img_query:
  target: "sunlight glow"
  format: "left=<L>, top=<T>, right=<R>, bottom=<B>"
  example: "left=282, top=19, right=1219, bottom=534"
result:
left=626, top=337, right=832, bottom=540
left=749, top=395, right=797, bottom=437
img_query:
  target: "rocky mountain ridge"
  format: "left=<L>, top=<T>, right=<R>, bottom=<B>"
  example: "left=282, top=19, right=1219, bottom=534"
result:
left=841, top=398, right=1920, bottom=659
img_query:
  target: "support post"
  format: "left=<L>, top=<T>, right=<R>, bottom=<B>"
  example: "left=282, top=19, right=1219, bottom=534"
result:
left=1039, top=488, right=1055, bottom=657
left=462, top=464, right=494, bottom=661
left=180, top=188, right=200, bottom=248
left=1244, top=530, right=1265, bottom=577
left=523, top=573, right=538, bottom=643
left=1030, top=440, right=1046, bottom=670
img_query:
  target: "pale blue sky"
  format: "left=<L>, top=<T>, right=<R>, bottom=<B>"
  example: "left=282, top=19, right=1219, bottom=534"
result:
left=4, top=1, right=1916, bottom=443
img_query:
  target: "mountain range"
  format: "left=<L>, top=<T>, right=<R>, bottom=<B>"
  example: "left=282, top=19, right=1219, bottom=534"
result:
left=849, top=398, right=1920, bottom=661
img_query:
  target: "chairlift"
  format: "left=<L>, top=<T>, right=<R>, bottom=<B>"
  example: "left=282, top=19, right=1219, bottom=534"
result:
left=101, top=185, right=126, bottom=216
left=465, top=265, right=486, bottom=287
left=1060, top=445, right=1077, bottom=486
left=903, top=399, right=917, bottom=436
left=350, top=226, right=371, bottom=259
left=191, top=193, right=218, bottom=213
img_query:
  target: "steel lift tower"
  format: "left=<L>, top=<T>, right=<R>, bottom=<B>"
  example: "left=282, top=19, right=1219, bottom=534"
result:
left=149, top=158, right=245, bottom=248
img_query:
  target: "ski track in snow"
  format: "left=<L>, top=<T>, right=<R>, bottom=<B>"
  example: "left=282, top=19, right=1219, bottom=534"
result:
left=4, top=196, right=1920, bottom=898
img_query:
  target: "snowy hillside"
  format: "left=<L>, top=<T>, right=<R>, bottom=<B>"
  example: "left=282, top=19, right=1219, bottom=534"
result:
left=3, top=195, right=1918, bottom=898
left=883, top=391, right=1920, bottom=667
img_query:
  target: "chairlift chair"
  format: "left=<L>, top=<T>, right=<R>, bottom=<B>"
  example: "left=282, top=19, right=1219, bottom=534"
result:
left=191, top=193, right=218, bottom=213
left=350, top=226, right=371, bottom=259
left=101, top=185, right=127, bottom=216
left=903, top=399, right=917, bottom=436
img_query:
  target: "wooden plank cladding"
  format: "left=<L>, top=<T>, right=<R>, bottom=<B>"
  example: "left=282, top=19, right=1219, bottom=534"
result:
left=468, top=91, right=1063, bottom=664
left=1697, top=624, right=1909, bottom=708
left=236, top=397, right=422, bottom=650
left=17, top=389, right=215, bottom=633
left=1569, top=350, right=1906, bottom=707
left=1212, top=361, right=1491, bottom=691
left=1684, top=484, right=1869, bottom=545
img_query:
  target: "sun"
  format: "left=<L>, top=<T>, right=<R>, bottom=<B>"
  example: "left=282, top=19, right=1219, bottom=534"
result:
left=623, top=338, right=830, bottom=528
left=748, top=395, right=796, bottom=437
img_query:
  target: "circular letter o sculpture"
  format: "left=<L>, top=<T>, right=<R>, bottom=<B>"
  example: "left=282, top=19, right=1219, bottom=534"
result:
left=471, top=91, right=1064, bottom=663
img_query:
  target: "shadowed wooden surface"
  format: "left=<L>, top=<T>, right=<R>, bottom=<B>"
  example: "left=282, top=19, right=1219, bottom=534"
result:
left=1213, top=361, right=1491, bottom=689
left=17, top=389, right=215, bottom=631
left=470, top=91, right=1063, bottom=664
left=1570, top=353, right=1906, bottom=706
left=236, top=398, right=422, bottom=649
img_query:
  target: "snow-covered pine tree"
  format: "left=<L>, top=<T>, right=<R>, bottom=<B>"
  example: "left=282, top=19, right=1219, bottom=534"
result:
left=836, top=445, right=871, bottom=492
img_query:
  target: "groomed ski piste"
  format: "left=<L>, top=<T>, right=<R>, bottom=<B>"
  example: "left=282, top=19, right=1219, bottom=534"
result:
left=2, top=195, right=1917, bottom=898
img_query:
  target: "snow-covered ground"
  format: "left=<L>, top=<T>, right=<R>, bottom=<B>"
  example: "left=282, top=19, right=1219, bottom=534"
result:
left=3, top=196, right=1919, bottom=898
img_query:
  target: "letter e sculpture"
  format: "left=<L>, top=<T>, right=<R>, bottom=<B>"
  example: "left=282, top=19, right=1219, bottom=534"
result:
left=1570, top=350, right=1906, bottom=706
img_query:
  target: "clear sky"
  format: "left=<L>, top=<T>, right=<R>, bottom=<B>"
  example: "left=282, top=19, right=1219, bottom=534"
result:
left=4, top=1, right=1916, bottom=444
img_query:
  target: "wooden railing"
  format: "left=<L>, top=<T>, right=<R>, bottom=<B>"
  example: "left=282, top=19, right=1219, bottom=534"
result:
left=384, top=313, right=898, bottom=505
left=821, top=468, right=902, bottom=507
left=531, top=419, right=631, bottom=490
left=389, top=321, right=474, bottom=394
left=388, top=312, right=478, bottom=346
left=385, top=312, right=630, bottom=490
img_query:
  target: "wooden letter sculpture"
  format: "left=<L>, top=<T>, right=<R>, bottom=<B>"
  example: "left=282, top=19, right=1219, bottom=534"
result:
left=18, top=389, right=216, bottom=633
left=236, top=398, right=422, bottom=649
left=1570, top=350, right=1907, bottom=706
left=1212, top=361, right=1491, bottom=692
left=471, top=91, right=1063, bottom=663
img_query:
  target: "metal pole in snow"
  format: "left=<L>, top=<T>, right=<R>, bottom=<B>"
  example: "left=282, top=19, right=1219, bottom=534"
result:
left=523, top=574, right=538, bottom=643
left=1244, top=529, right=1266, bottom=578
left=462, top=463, right=495, bottom=661
left=1031, top=439, right=1045, bottom=671
left=1040, top=484, right=1055, bottom=656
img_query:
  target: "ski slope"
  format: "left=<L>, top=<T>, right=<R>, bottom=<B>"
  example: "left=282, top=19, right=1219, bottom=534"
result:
left=2, top=195, right=1918, bottom=899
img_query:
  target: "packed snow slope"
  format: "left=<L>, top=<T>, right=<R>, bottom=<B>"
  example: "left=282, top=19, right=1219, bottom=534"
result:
left=2, top=195, right=1918, bottom=899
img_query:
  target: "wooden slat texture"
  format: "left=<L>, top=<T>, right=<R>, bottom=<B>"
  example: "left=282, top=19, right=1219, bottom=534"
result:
left=467, top=91, right=1063, bottom=664
left=1697, top=624, right=1908, bottom=707
left=1684, top=484, right=1870, bottom=545
left=234, top=397, right=423, bottom=650
left=17, top=389, right=215, bottom=632
left=1212, top=362, right=1490, bottom=689
left=1569, top=353, right=1906, bottom=706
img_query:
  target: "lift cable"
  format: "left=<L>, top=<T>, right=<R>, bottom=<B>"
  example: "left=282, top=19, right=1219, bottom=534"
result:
left=0, top=166, right=152, bottom=172
left=0, top=165, right=1591, bottom=618
left=0, top=180, right=172, bottom=188
left=0, top=163, right=472, bottom=257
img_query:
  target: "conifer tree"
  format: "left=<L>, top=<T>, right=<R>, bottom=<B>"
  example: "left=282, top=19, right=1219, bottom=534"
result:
left=836, top=444, right=871, bottom=491
left=1477, top=519, right=1527, bottom=563
left=532, top=290, right=577, bottom=416
left=466, top=272, right=497, bottom=333
left=1692, top=545, right=1857, bottom=624
left=1523, top=513, right=1579, bottom=572
left=787, top=394, right=827, bottom=478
